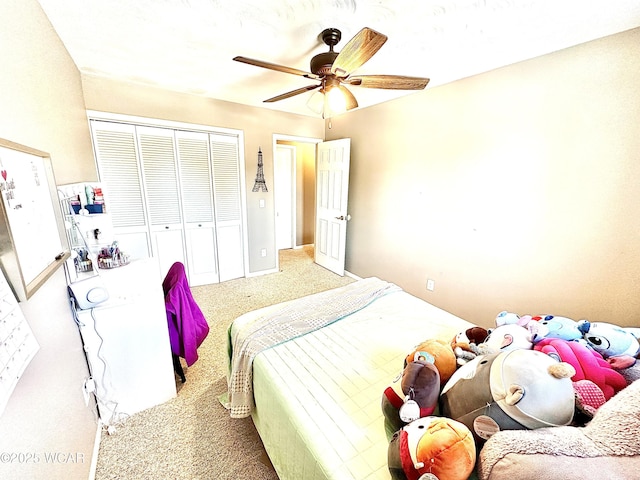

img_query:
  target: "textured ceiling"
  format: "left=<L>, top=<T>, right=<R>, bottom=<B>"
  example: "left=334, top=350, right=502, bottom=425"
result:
left=37, top=0, right=640, bottom=117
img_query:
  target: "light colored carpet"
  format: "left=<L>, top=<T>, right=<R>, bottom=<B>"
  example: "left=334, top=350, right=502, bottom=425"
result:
left=95, top=246, right=354, bottom=480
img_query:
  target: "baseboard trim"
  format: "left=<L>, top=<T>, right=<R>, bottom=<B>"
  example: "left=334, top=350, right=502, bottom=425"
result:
left=88, top=421, right=102, bottom=480
left=345, top=270, right=361, bottom=280
left=246, top=267, right=279, bottom=278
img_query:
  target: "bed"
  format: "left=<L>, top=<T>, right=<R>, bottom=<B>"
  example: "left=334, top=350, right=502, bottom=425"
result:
left=225, top=277, right=640, bottom=480
left=225, top=277, right=476, bottom=480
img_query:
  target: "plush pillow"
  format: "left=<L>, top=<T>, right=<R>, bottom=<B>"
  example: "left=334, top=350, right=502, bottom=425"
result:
left=388, top=416, right=476, bottom=480
left=534, top=338, right=627, bottom=401
left=405, top=338, right=457, bottom=385
left=440, top=350, right=575, bottom=446
left=477, top=378, right=640, bottom=480
left=382, top=360, right=441, bottom=435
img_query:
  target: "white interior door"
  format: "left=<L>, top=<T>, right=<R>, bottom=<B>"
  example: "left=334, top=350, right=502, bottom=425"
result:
left=137, top=125, right=186, bottom=280
left=151, top=227, right=186, bottom=280
left=210, top=133, right=245, bottom=282
left=176, top=130, right=219, bottom=286
left=275, top=145, right=295, bottom=250
left=314, top=138, right=351, bottom=275
left=91, top=120, right=152, bottom=259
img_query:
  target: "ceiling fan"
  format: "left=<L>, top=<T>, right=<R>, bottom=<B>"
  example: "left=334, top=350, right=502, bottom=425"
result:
left=233, top=27, right=430, bottom=117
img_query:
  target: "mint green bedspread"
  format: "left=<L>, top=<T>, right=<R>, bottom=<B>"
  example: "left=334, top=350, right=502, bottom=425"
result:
left=246, top=288, right=476, bottom=480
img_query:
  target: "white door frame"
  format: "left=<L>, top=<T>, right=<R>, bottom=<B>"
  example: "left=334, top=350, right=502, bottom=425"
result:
left=272, top=134, right=322, bottom=271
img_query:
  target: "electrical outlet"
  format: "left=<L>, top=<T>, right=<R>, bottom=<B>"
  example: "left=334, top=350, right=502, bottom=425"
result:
left=426, top=279, right=435, bottom=291
left=83, top=377, right=96, bottom=406
left=85, top=378, right=96, bottom=393
left=261, top=248, right=267, bottom=257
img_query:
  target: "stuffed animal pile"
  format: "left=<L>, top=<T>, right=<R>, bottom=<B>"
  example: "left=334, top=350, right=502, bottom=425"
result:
left=382, top=309, right=638, bottom=480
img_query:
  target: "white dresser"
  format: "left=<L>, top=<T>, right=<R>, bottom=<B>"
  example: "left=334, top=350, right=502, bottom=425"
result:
left=73, top=258, right=176, bottom=424
left=0, top=271, right=39, bottom=417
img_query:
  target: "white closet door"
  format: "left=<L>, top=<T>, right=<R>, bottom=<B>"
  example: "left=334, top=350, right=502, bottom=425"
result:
left=175, top=130, right=219, bottom=286
left=91, top=121, right=151, bottom=259
left=137, top=126, right=186, bottom=279
left=210, top=134, right=245, bottom=281
left=92, top=118, right=246, bottom=286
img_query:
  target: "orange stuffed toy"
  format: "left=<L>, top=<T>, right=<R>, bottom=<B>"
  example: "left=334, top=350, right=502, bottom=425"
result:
left=388, top=416, right=476, bottom=480
left=405, top=339, right=457, bottom=386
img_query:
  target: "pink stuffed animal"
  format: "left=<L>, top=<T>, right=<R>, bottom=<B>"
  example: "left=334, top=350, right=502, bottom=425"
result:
left=534, top=338, right=628, bottom=415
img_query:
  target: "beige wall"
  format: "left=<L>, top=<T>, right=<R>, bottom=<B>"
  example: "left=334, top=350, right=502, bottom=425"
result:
left=0, top=2, right=96, bottom=184
left=0, top=1, right=99, bottom=479
left=327, top=28, right=640, bottom=329
left=81, top=76, right=324, bottom=273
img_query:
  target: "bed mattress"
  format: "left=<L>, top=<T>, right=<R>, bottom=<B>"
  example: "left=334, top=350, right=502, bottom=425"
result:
left=242, top=288, right=475, bottom=480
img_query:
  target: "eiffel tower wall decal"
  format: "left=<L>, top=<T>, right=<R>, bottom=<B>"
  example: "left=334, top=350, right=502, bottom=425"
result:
left=252, top=147, right=268, bottom=192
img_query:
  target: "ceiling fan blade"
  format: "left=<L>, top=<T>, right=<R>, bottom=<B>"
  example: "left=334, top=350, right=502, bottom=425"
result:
left=346, top=75, right=430, bottom=90
left=264, top=84, right=321, bottom=103
left=331, top=27, right=388, bottom=77
left=233, top=56, right=319, bottom=80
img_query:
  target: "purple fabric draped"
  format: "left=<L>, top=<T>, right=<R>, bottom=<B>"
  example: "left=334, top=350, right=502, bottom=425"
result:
left=162, top=262, right=209, bottom=366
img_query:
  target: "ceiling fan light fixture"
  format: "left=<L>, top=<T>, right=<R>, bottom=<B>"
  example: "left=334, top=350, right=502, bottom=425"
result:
left=325, top=84, right=348, bottom=115
left=306, top=77, right=349, bottom=118
left=306, top=90, right=325, bottom=114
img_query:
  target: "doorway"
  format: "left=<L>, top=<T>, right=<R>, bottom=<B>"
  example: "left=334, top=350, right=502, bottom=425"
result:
left=272, top=135, right=321, bottom=257
left=274, top=145, right=295, bottom=250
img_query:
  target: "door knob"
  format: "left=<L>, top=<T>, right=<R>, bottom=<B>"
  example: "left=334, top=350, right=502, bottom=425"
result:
left=335, top=215, right=344, bottom=220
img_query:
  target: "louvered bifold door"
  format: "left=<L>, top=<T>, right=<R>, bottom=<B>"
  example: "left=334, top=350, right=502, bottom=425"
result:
left=137, top=126, right=186, bottom=279
left=210, top=134, right=245, bottom=281
left=175, top=130, right=219, bottom=286
left=91, top=120, right=151, bottom=260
